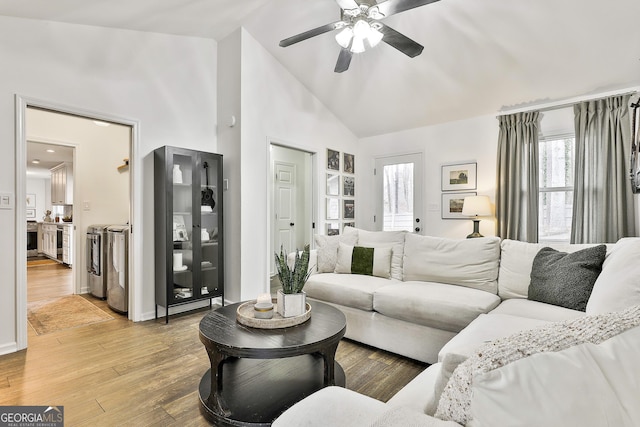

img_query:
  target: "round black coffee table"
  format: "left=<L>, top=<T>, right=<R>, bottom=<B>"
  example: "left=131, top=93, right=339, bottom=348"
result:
left=198, top=300, right=347, bottom=426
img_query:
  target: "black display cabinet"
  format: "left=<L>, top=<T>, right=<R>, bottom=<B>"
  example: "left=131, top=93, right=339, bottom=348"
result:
left=154, top=146, right=224, bottom=322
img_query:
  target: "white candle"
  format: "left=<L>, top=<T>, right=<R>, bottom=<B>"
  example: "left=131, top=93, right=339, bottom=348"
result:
left=256, top=293, right=271, bottom=304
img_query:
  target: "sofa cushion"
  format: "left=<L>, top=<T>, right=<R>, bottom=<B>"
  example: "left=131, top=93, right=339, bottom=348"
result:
left=334, top=243, right=392, bottom=279
left=488, top=298, right=584, bottom=322
left=303, top=273, right=397, bottom=311
left=373, top=281, right=501, bottom=333
left=402, top=234, right=500, bottom=294
left=356, top=229, right=407, bottom=281
left=314, top=227, right=358, bottom=272
left=469, top=325, right=640, bottom=427
left=497, top=239, right=611, bottom=299
left=434, top=305, right=640, bottom=425
left=587, top=237, right=640, bottom=315
left=528, top=245, right=606, bottom=311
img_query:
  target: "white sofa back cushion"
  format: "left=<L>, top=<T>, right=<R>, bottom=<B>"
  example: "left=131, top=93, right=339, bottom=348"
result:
left=357, top=229, right=407, bottom=281
left=497, top=239, right=609, bottom=300
left=587, top=237, right=640, bottom=315
left=314, top=226, right=359, bottom=273
left=469, top=325, right=640, bottom=427
left=403, top=235, right=500, bottom=294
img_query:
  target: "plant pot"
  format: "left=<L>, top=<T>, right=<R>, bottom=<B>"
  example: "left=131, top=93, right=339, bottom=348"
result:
left=276, top=289, right=306, bottom=318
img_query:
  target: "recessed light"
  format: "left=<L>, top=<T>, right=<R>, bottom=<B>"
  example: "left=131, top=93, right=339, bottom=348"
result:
left=46, top=149, right=55, bottom=153
left=93, top=120, right=110, bottom=127
left=32, top=159, right=40, bottom=164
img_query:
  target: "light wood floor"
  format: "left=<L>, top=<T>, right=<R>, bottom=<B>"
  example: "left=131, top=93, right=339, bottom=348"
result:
left=27, top=257, right=73, bottom=303
left=4, top=265, right=426, bottom=426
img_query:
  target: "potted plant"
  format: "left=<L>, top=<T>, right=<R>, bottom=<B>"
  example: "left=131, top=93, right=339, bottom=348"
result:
left=274, top=244, right=312, bottom=317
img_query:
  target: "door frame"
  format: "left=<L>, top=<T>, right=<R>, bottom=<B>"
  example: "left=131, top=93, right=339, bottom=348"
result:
left=14, top=95, right=141, bottom=350
left=266, top=138, right=317, bottom=282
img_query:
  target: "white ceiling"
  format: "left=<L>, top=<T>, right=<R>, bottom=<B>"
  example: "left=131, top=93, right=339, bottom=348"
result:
left=2, top=0, right=639, bottom=137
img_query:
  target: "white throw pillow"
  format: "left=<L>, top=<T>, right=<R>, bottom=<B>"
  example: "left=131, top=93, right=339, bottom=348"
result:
left=356, top=229, right=407, bottom=280
left=403, top=234, right=500, bottom=294
left=334, top=242, right=392, bottom=279
left=587, top=237, right=640, bottom=314
left=434, top=305, right=640, bottom=425
left=470, top=325, right=640, bottom=426
left=314, top=227, right=358, bottom=273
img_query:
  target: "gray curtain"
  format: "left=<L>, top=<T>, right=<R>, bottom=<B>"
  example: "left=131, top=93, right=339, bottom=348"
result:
left=571, top=94, right=635, bottom=243
left=496, top=112, right=540, bottom=242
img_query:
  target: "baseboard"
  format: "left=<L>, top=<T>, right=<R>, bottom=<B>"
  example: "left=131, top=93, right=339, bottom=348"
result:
left=0, top=341, right=19, bottom=356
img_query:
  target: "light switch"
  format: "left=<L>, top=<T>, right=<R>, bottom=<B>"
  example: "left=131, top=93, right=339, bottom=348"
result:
left=83, top=201, right=91, bottom=211
left=223, top=179, right=229, bottom=191
left=0, top=193, right=13, bottom=209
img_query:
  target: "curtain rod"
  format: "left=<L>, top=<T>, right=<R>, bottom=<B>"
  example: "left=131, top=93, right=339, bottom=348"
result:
left=497, top=87, right=640, bottom=116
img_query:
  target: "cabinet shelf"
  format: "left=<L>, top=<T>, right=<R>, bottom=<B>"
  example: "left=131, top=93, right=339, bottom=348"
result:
left=155, top=146, right=224, bottom=323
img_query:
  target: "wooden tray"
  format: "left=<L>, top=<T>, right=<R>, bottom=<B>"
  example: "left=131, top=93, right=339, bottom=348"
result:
left=236, top=300, right=312, bottom=329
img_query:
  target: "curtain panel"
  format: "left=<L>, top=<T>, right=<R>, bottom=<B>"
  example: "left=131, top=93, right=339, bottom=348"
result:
left=571, top=94, right=636, bottom=243
left=496, top=112, right=540, bottom=242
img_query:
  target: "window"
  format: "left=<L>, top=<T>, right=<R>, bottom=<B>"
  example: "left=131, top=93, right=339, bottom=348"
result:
left=538, top=134, right=575, bottom=243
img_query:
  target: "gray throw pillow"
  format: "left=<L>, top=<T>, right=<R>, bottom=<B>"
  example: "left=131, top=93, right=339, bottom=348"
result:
left=528, top=245, right=607, bottom=311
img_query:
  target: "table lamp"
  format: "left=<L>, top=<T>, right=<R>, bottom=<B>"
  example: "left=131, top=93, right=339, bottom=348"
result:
left=461, top=195, right=492, bottom=238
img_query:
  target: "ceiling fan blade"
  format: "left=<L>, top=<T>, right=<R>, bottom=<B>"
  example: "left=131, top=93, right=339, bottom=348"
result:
left=334, top=48, right=353, bottom=73
left=335, top=0, right=359, bottom=10
left=375, top=0, right=440, bottom=18
left=379, top=24, right=424, bottom=57
left=280, top=21, right=345, bottom=47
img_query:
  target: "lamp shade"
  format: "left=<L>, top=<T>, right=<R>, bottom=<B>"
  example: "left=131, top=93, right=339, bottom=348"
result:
left=461, top=195, right=491, bottom=217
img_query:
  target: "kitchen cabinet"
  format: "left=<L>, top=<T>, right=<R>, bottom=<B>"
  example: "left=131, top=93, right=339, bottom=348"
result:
left=42, top=224, right=58, bottom=260
left=61, top=224, right=73, bottom=265
left=50, top=162, right=73, bottom=205
left=154, top=146, right=224, bottom=322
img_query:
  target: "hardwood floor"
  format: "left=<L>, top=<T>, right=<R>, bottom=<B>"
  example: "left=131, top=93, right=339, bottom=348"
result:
left=27, top=258, right=73, bottom=303
left=6, top=267, right=426, bottom=426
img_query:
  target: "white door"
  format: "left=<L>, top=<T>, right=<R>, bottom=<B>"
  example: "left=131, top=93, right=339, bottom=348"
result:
left=274, top=162, right=297, bottom=254
left=374, top=153, right=423, bottom=233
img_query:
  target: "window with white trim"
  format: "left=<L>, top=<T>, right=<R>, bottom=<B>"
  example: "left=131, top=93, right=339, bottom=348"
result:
left=538, top=134, right=575, bottom=243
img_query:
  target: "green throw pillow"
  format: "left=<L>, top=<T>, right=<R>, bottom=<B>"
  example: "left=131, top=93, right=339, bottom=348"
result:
left=528, top=245, right=607, bottom=312
left=334, top=242, right=392, bottom=279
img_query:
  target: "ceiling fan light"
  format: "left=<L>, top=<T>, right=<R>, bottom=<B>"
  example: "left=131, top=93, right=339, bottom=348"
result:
left=367, top=28, right=384, bottom=47
left=353, top=19, right=370, bottom=39
left=350, top=36, right=366, bottom=53
left=335, top=27, right=354, bottom=49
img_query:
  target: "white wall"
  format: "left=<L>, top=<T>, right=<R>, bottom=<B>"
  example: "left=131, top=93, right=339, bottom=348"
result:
left=26, top=178, right=47, bottom=221
left=0, top=15, right=217, bottom=354
left=357, top=115, right=499, bottom=239
left=237, top=29, right=358, bottom=301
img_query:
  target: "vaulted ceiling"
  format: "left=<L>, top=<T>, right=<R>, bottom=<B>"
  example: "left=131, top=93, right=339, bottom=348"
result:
left=1, top=0, right=639, bottom=137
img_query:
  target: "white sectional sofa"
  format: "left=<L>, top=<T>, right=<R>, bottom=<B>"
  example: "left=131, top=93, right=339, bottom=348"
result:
left=275, top=229, right=640, bottom=426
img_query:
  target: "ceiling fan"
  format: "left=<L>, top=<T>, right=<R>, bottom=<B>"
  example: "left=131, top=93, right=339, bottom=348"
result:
left=279, top=0, right=441, bottom=73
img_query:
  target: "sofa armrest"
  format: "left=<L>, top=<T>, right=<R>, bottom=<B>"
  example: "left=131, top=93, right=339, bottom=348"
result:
left=286, top=249, right=318, bottom=275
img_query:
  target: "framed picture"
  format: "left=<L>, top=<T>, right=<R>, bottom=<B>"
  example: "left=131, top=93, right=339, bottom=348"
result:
left=326, top=223, right=340, bottom=236
left=326, top=198, right=340, bottom=220
left=26, top=193, right=36, bottom=208
left=326, top=173, right=340, bottom=196
left=26, top=209, right=36, bottom=219
left=441, top=162, right=477, bottom=191
left=327, top=149, right=340, bottom=171
left=172, top=215, right=189, bottom=241
left=343, top=222, right=355, bottom=230
left=343, top=176, right=354, bottom=197
left=343, top=153, right=355, bottom=174
left=343, top=199, right=355, bottom=220
left=442, top=192, right=476, bottom=219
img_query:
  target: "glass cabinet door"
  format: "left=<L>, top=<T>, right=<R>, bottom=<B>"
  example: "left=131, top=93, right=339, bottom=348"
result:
left=198, top=153, right=221, bottom=298
left=171, top=152, right=194, bottom=301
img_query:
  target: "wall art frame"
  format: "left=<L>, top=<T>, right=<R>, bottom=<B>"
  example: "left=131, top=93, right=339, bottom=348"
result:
left=441, top=162, right=477, bottom=191
left=442, top=192, right=476, bottom=219
left=327, top=149, right=340, bottom=171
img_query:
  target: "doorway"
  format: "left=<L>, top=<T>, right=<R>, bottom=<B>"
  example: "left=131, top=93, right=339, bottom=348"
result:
left=270, top=144, right=314, bottom=276
left=16, top=97, right=138, bottom=351
left=374, top=153, right=424, bottom=233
